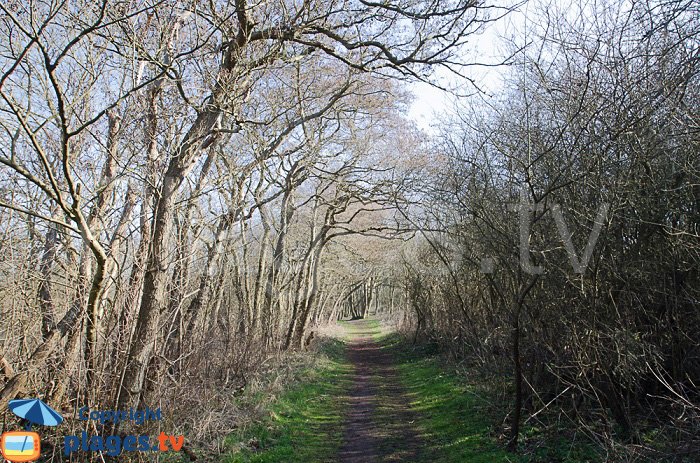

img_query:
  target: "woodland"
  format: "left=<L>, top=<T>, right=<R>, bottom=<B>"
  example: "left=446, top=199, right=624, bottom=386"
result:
left=0, top=0, right=698, bottom=461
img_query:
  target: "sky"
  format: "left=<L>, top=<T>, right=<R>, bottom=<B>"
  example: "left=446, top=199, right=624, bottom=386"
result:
left=406, top=1, right=531, bottom=132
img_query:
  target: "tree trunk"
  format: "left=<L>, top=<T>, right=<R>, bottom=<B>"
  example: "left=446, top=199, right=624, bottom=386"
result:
left=37, top=220, right=59, bottom=340
left=291, top=237, right=326, bottom=349
left=507, top=303, right=522, bottom=452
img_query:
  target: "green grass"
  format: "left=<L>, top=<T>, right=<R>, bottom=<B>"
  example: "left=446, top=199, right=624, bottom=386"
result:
left=338, top=318, right=383, bottom=340
left=382, top=335, right=518, bottom=463
left=221, top=319, right=600, bottom=463
left=222, top=339, right=353, bottom=463
left=387, top=334, right=600, bottom=463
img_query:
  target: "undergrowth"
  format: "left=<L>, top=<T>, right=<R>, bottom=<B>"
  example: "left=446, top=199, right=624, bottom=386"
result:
left=221, top=338, right=352, bottom=463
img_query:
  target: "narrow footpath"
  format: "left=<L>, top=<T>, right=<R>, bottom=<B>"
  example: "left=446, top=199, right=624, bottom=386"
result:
left=225, top=318, right=531, bottom=463
left=338, top=319, right=422, bottom=463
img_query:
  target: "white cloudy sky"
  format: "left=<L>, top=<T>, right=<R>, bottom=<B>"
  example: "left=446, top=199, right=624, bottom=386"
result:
left=407, top=1, right=533, bottom=131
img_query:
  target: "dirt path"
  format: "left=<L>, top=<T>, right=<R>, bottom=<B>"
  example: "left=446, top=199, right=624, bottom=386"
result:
left=338, top=319, right=422, bottom=463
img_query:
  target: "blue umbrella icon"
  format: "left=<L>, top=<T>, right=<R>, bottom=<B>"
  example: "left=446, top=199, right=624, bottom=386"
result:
left=8, top=398, right=63, bottom=429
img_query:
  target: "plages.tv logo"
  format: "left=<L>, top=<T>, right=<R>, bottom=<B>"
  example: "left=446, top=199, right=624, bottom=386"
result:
left=1, top=398, right=63, bottom=462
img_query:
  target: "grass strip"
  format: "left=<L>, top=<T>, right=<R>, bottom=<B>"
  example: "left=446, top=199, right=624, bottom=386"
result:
left=223, top=339, right=353, bottom=463
left=390, top=335, right=599, bottom=463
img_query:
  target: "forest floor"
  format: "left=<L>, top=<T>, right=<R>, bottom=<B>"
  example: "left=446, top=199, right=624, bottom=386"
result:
left=223, top=319, right=597, bottom=463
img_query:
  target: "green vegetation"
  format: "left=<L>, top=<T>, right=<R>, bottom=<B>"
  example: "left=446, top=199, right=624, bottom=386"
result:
left=223, top=339, right=353, bottom=463
left=339, top=318, right=383, bottom=340
left=222, top=321, right=600, bottom=463
left=390, top=337, right=600, bottom=462
left=390, top=339, right=517, bottom=462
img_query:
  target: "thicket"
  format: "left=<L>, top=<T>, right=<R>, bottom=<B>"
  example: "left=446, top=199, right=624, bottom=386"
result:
left=400, top=0, right=700, bottom=459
